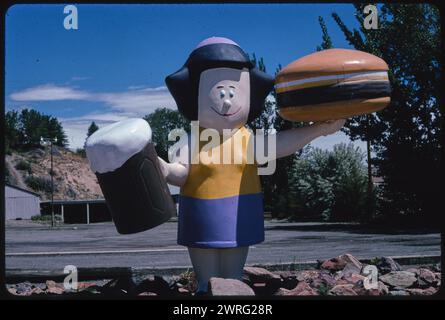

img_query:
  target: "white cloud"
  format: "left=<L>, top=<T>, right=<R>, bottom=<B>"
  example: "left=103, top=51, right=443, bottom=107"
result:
left=10, top=84, right=176, bottom=116
left=60, top=112, right=135, bottom=124
left=97, top=86, right=176, bottom=114
left=10, top=84, right=91, bottom=101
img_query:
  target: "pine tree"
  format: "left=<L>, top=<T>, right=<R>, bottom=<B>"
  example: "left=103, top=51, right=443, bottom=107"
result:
left=87, top=121, right=99, bottom=137
left=331, top=4, right=441, bottom=224
left=316, top=16, right=333, bottom=51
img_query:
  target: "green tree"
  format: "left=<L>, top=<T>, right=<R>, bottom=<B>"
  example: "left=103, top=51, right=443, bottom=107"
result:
left=289, top=143, right=371, bottom=222
left=144, top=108, right=190, bottom=161
left=87, top=121, right=99, bottom=137
left=331, top=4, right=441, bottom=224
left=316, top=16, right=333, bottom=51
left=5, top=110, right=21, bottom=152
left=5, top=109, right=68, bottom=149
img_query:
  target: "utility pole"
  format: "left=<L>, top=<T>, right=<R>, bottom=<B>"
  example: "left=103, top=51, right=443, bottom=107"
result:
left=367, top=139, right=373, bottom=194
left=365, top=115, right=373, bottom=198
left=40, top=136, right=58, bottom=228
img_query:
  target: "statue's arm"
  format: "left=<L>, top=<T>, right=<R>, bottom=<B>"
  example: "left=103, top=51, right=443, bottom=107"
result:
left=255, top=119, right=345, bottom=164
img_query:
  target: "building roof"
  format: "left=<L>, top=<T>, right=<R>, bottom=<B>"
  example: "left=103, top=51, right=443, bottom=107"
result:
left=5, top=183, right=41, bottom=197
left=40, top=199, right=106, bottom=205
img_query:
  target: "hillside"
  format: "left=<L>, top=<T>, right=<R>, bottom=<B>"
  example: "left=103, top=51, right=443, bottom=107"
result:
left=5, top=147, right=103, bottom=201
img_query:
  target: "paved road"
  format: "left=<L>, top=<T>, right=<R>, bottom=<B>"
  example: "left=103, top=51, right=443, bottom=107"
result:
left=5, top=220, right=441, bottom=271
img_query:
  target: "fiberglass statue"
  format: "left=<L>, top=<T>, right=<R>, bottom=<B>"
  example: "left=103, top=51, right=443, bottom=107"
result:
left=87, top=36, right=393, bottom=294
left=158, top=37, right=345, bottom=293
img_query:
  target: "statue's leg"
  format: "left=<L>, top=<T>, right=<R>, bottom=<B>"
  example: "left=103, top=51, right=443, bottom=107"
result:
left=219, top=246, right=249, bottom=280
left=187, top=247, right=219, bottom=292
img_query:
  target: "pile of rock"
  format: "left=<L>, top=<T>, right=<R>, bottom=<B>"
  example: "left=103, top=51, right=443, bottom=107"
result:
left=6, top=254, right=441, bottom=297
left=237, top=254, right=440, bottom=296
left=7, top=279, right=110, bottom=296
left=7, top=275, right=194, bottom=297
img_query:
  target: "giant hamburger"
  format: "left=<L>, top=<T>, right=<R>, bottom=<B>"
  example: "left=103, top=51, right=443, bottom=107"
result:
left=275, top=48, right=391, bottom=122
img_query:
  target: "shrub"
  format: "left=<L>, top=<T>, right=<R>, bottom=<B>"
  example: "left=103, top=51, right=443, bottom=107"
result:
left=15, top=160, right=32, bottom=174
left=31, top=214, right=62, bottom=222
left=25, top=175, right=54, bottom=193
left=289, top=143, right=373, bottom=222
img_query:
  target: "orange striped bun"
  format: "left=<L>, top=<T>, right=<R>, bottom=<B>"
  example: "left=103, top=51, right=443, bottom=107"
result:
left=275, top=49, right=391, bottom=122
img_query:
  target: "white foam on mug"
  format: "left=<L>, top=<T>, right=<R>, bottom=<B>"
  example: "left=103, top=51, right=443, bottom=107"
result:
left=85, top=118, right=152, bottom=174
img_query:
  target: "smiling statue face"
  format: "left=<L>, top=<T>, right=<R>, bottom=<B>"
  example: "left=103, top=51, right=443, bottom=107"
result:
left=198, top=67, right=250, bottom=132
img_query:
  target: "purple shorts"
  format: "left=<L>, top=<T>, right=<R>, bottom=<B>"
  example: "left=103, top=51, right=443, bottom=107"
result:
left=177, top=193, right=265, bottom=248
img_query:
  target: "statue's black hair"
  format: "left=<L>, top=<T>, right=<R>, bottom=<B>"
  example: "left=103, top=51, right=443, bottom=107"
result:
left=165, top=43, right=274, bottom=122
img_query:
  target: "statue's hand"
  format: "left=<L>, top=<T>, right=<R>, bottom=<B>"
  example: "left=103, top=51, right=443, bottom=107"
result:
left=157, top=156, right=169, bottom=179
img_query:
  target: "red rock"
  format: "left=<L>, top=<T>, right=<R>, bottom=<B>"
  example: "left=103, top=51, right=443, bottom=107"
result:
left=274, top=282, right=317, bottom=296
left=341, top=273, right=366, bottom=287
left=365, top=281, right=389, bottom=296
left=418, top=268, right=436, bottom=285
left=339, top=254, right=363, bottom=270
left=45, top=280, right=65, bottom=294
left=31, top=287, right=45, bottom=295
left=329, top=284, right=358, bottom=296
left=47, top=286, right=64, bottom=295
left=7, top=287, right=18, bottom=295
left=321, top=254, right=362, bottom=272
left=321, top=258, right=347, bottom=271
left=292, top=282, right=318, bottom=296
left=209, top=278, right=255, bottom=296
left=295, top=270, right=320, bottom=282
left=341, top=263, right=362, bottom=276
left=380, top=271, right=417, bottom=288
left=244, top=267, right=281, bottom=282
left=405, top=268, right=419, bottom=274
left=406, top=287, right=438, bottom=296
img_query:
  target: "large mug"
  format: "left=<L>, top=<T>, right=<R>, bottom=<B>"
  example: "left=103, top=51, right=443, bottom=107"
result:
left=85, top=118, right=175, bottom=234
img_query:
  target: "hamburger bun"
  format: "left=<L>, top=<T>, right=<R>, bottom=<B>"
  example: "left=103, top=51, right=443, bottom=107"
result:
left=275, top=48, right=391, bottom=122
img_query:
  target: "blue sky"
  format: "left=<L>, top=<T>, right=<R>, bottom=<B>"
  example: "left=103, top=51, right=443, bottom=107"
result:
left=5, top=3, right=366, bottom=150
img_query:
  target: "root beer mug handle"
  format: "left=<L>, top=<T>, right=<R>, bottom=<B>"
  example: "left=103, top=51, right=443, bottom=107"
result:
left=85, top=118, right=176, bottom=234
